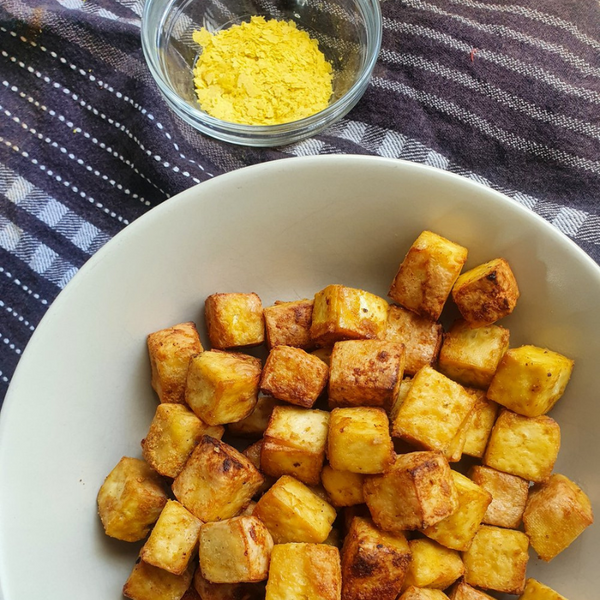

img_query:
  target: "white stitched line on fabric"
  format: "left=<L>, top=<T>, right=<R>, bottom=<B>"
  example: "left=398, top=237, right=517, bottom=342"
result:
left=0, top=266, right=50, bottom=305
left=114, top=0, right=144, bottom=18
left=378, top=50, right=600, bottom=140
left=0, top=332, right=22, bottom=356
left=383, top=19, right=600, bottom=106
left=401, top=0, right=600, bottom=79
left=54, top=0, right=141, bottom=28
left=0, top=300, right=36, bottom=332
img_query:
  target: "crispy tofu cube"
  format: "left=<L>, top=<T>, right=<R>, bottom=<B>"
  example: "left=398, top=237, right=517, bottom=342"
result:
left=386, top=305, right=443, bottom=376
left=97, top=456, right=167, bottom=542
left=487, top=345, right=574, bottom=417
left=403, top=538, right=464, bottom=590
left=265, top=543, right=341, bottom=600
left=140, top=500, right=202, bottom=575
left=141, top=403, right=224, bottom=478
left=147, top=322, right=203, bottom=404
left=172, top=436, right=264, bottom=521
left=452, top=258, right=519, bottom=327
left=484, top=409, right=560, bottom=482
left=205, top=292, right=264, bottom=349
left=389, top=231, right=468, bottom=321
left=228, top=395, right=281, bottom=438
left=399, top=588, right=450, bottom=600
left=199, top=515, right=274, bottom=583
left=193, top=569, right=266, bottom=600
left=327, top=407, right=393, bottom=474
left=310, top=284, right=389, bottom=346
left=185, top=350, right=262, bottom=426
left=519, top=579, right=568, bottom=600
left=438, top=320, right=510, bottom=389
left=261, top=406, right=330, bottom=485
left=253, top=475, right=337, bottom=543
left=328, top=339, right=405, bottom=410
left=123, top=559, right=194, bottom=600
left=321, top=465, right=365, bottom=507
left=470, top=465, right=529, bottom=529
left=462, top=525, right=529, bottom=595
left=448, top=581, right=496, bottom=600
left=422, top=470, right=491, bottom=551
left=264, top=299, right=314, bottom=350
left=341, top=516, right=411, bottom=600
left=363, top=451, right=458, bottom=532
left=523, top=473, right=594, bottom=561
left=391, top=366, right=476, bottom=453
left=461, top=391, right=499, bottom=459
left=260, top=345, right=329, bottom=408
left=311, top=346, right=334, bottom=366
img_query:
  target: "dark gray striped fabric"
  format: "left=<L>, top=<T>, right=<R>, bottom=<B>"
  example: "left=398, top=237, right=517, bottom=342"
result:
left=0, top=0, right=599, bottom=406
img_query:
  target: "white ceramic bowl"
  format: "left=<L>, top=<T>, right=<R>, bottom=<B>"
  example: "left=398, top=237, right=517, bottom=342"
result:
left=0, top=156, right=597, bottom=600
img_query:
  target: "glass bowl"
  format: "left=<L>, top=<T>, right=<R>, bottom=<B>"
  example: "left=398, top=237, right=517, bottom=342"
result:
left=141, top=0, right=382, bottom=147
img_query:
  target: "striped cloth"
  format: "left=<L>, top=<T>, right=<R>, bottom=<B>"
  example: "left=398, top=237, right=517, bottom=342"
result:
left=0, top=0, right=599, bottom=406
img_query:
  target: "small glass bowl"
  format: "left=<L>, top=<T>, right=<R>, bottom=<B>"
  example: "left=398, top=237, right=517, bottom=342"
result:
left=141, top=0, right=382, bottom=147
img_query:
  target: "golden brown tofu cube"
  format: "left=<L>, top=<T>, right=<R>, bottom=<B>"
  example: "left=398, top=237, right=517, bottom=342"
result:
left=185, top=350, right=262, bottom=426
left=486, top=345, right=574, bottom=417
left=265, top=543, right=341, bottom=600
left=123, top=559, right=195, bottom=600
left=327, top=407, right=393, bottom=474
left=228, top=395, right=281, bottom=439
left=260, top=345, right=329, bottom=408
left=403, top=538, right=464, bottom=590
left=461, top=391, right=499, bottom=459
left=519, top=579, right=568, bottom=600
left=193, top=569, right=266, bottom=600
left=261, top=405, right=330, bottom=485
left=199, top=515, right=274, bottom=583
left=310, top=284, right=389, bottom=346
left=328, top=339, right=405, bottom=410
left=321, top=465, right=365, bottom=507
left=462, top=525, right=529, bottom=595
left=97, top=456, right=167, bottom=542
left=448, top=581, right=496, bottom=600
left=311, top=345, right=334, bottom=366
left=399, top=588, right=450, bottom=600
left=438, top=320, right=509, bottom=389
left=341, top=516, right=411, bottom=600
left=253, top=475, right=337, bottom=544
left=147, top=321, right=203, bottom=404
left=523, top=473, right=594, bottom=562
left=470, top=465, right=529, bottom=529
left=389, top=230, right=468, bottom=321
left=140, top=500, right=202, bottom=575
left=172, top=436, right=264, bottom=522
left=141, top=403, right=224, bottom=478
left=363, top=451, right=458, bottom=533
left=264, top=299, right=314, bottom=350
left=484, top=409, right=560, bottom=483
left=205, top=292, right=264, bottom=349
left=391, top=366, right=476, bottom=453
left=452, top=258, right=519, bottom=327
left=385, top=305, right=443, bottom=376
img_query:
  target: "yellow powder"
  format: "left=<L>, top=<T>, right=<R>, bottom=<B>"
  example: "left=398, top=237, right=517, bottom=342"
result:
left=192, top=16, right=333, bottom=126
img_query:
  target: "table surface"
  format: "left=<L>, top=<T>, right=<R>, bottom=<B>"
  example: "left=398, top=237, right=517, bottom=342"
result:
left=1, top=0, right=599, bottom=406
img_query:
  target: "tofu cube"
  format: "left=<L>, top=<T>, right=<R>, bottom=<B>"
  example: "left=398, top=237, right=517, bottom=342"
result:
left=227, top=395, right=281, bottom=439
left=328, top=339, right=405, bottom=410
left=265, top=543, right=341, bottom=600
left=199, top=515, right=274, bottom=583
left=327, top=407, right=393, bottom=474
left=399, top=588, right=450, bottom=600
left=193, top=569, right=266, bottom=600
left=140, top=500, right=203, bottom=575
left=172, top=436, right=264, bottom=522
left=523, top=473, right=594, bottom=561
left=310, top=284, right=389, bottom=346
left=448, top=582, right=496, bottom=600
left=260, top=345, right=329, bottom=408
left=253, top=475, right=337, bottom=544
left=204, top=292, right=264, bottom=349
left=123, top=559, right=195, bottom=600
left=422, top=470, right=492, bottom=551
left=242, top=439, right=275, bottom=496
left=261, top=406, right=330, bottom=485
left=452, top=258, right=520, bottom=327
left=402, top=538, right=464, bottom=590
left=363, top=451, right=458, bottom=532
left=385, top=304, right=443, bottom=376
left=462, top=525, right=529, bottom=595
left=185, top=350, right=262, bottom=426
left=484, top=409, right=560, bottom=482
left=461, top=391, right=499, bottom=459
left=519, top=579, right=568, bottom=600
left=391, top=366, right=476, bottom=453
left=341, top=516, right=411, bottom=600
left=438, top=320, right=510, bottom=389
left=321, top=465, right=365, bottom=507
left=147, top=321, right=203, bottom=404
left=97, top=456, right=167, bottom=542
left=388, top=230, right=468, bottom=321
left=142, top=403, right=224, bottom=478
left=264, top=299, right=314, bottom=350
left=470, top=465, right=529, bottom=529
